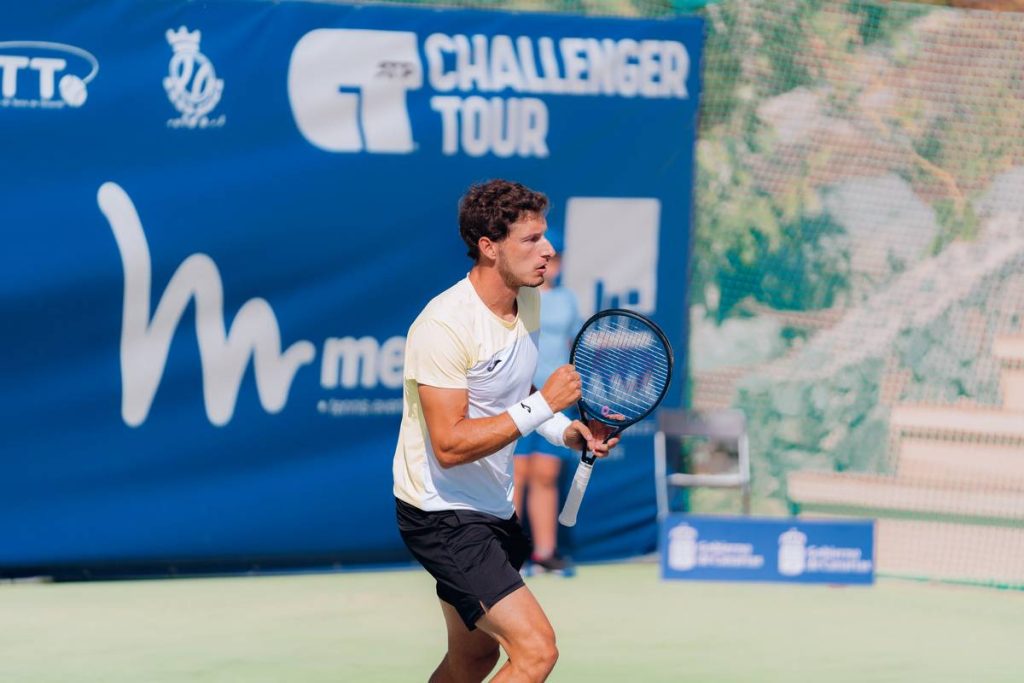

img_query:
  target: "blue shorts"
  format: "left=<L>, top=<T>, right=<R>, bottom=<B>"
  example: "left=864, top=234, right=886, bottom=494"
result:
left=514, top=432, right=577, bottom=460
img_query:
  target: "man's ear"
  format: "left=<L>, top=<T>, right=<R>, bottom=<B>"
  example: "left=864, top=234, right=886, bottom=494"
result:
left=478, top=236, right=498, bottom=262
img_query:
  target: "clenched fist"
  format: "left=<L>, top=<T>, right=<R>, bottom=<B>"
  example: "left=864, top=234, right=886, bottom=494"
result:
left=539, top=364, right=582, bottom=413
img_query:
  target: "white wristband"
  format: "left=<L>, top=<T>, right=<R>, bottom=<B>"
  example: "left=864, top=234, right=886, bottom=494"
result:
left=507, top=392, right=554, bottom=437
left=537, top=412, right=572, bottom=448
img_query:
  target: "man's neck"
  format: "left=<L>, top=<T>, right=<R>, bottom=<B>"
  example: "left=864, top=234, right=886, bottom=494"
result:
left=468, top=265, right=518, bottom=321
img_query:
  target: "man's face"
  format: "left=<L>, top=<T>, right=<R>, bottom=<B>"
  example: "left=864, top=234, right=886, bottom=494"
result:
left=495, top=213, right=554, bottom=289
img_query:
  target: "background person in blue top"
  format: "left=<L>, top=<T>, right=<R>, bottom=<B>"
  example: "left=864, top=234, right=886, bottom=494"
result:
left=513, top=229, right=583, bottom=574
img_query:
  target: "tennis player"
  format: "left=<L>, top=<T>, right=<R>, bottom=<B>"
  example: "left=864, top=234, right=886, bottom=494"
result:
left=393, top=179, right=619, bottom=682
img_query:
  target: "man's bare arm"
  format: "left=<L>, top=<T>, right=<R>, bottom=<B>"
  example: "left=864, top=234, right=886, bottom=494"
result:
left=418, top=385, right=522, bottom=468
left=418, top=365, right=582, bottom=469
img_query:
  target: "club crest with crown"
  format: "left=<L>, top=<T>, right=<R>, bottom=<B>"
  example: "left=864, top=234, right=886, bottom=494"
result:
left=163, top=26, right=225, bottom=129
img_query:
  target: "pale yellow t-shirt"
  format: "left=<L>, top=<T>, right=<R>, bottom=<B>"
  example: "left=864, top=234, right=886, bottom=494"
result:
left=392, top=277, right=540, bottom=517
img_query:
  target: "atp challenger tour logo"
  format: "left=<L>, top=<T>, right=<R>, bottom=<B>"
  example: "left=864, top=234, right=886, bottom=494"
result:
left=288, top=29, right=691, bottom=157
left=289, top=30, right=422, bottom=153
left=97, top=183, right=405, bottom=427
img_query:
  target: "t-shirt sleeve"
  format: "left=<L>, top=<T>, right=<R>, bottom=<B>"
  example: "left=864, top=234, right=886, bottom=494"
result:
left=405, top=318, right=472, bottom=389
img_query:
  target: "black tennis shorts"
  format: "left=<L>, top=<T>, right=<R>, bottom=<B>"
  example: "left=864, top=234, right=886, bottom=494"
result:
left=395, top=497, right=532, bottom=630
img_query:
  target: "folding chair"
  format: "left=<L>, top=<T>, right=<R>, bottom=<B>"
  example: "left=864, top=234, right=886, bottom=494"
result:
left=654, top=408, right=751, bottom=520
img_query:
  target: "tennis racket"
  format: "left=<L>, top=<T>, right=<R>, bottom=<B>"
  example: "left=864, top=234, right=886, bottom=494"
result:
left=558, top=308, right=673, bottom=527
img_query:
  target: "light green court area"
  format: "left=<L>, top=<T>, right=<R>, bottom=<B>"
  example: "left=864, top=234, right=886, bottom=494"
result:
left=2, top=562, right=1022, bottom=682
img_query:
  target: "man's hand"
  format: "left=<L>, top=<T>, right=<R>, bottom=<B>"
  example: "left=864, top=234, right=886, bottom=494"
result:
left=564, top=419, right=621, bottom=457
left=539, top=364, right=582, bottom=413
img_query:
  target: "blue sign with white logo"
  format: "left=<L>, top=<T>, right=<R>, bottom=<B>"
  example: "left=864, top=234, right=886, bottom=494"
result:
left=661, top=516, right=875, bottom=584
left=0, top=0, right=702, bottom=574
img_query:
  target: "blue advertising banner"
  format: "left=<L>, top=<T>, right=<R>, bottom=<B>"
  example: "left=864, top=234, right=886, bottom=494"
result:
left=661, top=515, right=875, bottom=584
left=0, top=0, right=702, bottom=574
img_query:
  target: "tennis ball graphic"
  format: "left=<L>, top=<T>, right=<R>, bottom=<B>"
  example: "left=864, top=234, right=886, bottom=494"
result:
left=59, top=75, right=88, bottom=107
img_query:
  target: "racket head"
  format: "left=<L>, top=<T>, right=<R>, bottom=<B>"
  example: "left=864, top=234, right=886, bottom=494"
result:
left=569, top=308, right=674, bottom=429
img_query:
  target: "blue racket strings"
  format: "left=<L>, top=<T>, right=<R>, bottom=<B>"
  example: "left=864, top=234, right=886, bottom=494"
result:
left=571, top=313, right=671, bottom=426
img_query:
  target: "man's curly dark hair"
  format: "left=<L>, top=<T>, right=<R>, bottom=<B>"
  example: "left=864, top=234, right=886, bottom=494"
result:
left=458, top=179, right=549, bottom=261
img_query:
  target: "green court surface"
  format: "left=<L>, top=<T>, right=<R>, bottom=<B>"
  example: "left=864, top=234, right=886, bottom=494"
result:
left=2, top=562, right=1022, bottom=682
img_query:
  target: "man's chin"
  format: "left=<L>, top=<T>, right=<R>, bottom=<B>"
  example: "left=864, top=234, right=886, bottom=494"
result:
left=508, top=271, right=546, bottom=288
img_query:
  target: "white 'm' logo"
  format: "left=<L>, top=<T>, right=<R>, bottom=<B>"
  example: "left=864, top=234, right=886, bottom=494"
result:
left=97, top=182, right=316, bottom=427
left=288, top=29, right=422, bottom=153
left=163, top=26, right=226, bottom=129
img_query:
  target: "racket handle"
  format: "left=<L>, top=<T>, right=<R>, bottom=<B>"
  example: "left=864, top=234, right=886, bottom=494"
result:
left=558, top=459, right=594, bottom=527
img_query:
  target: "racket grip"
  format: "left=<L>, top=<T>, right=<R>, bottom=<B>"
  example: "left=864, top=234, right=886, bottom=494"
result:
left=558, top=459, right=594, bottom=527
